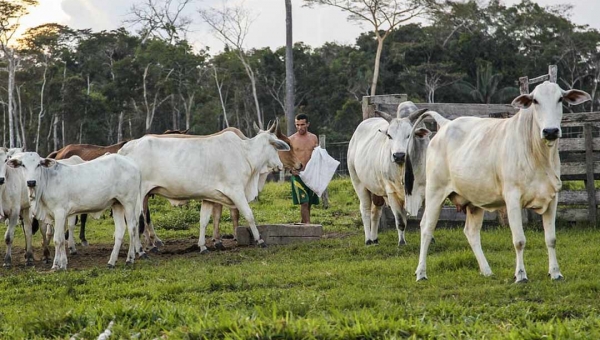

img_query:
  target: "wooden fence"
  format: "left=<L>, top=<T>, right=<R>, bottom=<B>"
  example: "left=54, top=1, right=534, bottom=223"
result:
left=360, top=92, right=600, bottom=227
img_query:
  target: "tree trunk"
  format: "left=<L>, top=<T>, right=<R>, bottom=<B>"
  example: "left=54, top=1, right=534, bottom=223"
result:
left=16, top=85, right=25, bottom=149
left=117, top=111, right=124, bottom=142
left=285, top=0, right=295, bottom=135
left=370, top=37, right=384, bottom=97
left=7, top=51, right=15, bottom=148
left=239, top=55, right=262, bottom=129
left=213, top=66, right=229, bottom=128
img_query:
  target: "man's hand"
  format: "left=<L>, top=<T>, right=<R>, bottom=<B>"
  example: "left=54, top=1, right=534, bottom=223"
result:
left=291, top=169, right=300, bottom=176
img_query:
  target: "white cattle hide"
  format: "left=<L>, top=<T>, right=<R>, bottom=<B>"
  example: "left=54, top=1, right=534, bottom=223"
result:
left=414, top=81, right=591, bottom=282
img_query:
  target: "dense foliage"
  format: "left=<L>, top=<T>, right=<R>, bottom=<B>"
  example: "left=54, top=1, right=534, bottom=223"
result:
left=1, top=0, right=599, bottom=155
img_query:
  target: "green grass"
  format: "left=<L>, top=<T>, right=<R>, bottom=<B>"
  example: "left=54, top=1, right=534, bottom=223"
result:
left=0, top=177, right=599, bottom=339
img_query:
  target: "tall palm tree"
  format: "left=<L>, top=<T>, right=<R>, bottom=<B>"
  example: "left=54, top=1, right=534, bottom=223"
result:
left=455, top=60, right=518, bottom=103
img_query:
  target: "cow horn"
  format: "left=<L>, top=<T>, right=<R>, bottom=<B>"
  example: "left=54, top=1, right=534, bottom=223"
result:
left=408, top=108, right=429, bottom=123
left=268, top=120, right=277, bottom=133
left=253, top=121, right=261, bottom=133
left=374, top=110, right=393, bottom=122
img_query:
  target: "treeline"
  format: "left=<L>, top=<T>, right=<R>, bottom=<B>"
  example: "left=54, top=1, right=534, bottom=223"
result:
left=1, top=0, right=599, bottom=156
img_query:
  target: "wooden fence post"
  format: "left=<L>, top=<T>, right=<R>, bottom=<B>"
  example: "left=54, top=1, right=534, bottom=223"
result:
left=584, top=123, right=597, bottom=226
left=519, top=76, right=529, bottom=94
left=549, top=65, right=557, bottom=83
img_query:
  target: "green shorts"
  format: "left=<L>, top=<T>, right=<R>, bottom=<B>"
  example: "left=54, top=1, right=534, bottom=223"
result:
left=291, top=175, right=319, bottom=205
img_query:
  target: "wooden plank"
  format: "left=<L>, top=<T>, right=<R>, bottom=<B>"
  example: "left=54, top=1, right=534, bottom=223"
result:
left=562, top=112, right=600, bottom=123
left=549, top=65, right=557, bottom=83
left=558, top=190, right=600, bottom=205
left=414, top=103, right=517, bottom=118
left=557, top=209, right=598, bottom=222
left=584, top=123, right=597, bottom=226
left=529, top=74, right=550, bottom=85
left=559, top=137, right=600, bottom=152
left=362, top=95, right=374, bottom=120
left=561, top=162, right=600, bottom=180
left=236, top=224, right=323, bottom=246
left=369, top=94, right=407, bottom=105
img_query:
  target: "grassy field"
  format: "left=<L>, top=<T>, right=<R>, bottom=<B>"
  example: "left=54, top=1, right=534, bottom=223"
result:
left=0, top=177, right=599, bottom=339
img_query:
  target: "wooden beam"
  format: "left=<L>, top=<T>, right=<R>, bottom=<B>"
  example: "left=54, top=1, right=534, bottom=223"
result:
left=584, top=123, right=597, bottom=226
left=519, top=76, right=529, bottom=94
left=368, top=94, right=407, bottom=105
left=549, top=65, right=558, bottom=83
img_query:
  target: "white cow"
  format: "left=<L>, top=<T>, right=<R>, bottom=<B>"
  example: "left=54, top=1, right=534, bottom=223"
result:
left=118, top=123, right=290, bottom=253
left=8, top=152, right=145, bottom=270
left=412, top=81, right=591, bottom=282
left=347, top=103, right=430, bottom=246
left=38, top=155, right=87, bottom=262
left=0, top=148, right=34, bottom=267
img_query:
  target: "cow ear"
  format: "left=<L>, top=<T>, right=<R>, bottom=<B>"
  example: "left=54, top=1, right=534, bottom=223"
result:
left=7, top=159, right=21, bottom=168
left=562, top=89, right=591, bottom=105
left=414, top=127, right=431, bottom=138
left=40, top=158, right=56, bottom=167
left=511, top=94, right=533, bottom=109
left=271, top=139, right=290, bottom=151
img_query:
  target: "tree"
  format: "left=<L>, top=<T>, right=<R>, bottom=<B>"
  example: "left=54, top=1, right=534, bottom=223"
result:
left=126, top=0, right=194, bottom=45
left=304, top=0, right=434, bottom=99
left=199, top=3, right=264, bottom=128
left=285, top=0, right=295, bottom=135
left=0, top=0, right=38, bottom=147
left=454, top=60, right=518, bottom=104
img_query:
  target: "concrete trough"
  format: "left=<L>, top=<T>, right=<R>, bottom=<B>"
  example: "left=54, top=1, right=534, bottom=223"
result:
left=235, top=224, right=323, bottom=246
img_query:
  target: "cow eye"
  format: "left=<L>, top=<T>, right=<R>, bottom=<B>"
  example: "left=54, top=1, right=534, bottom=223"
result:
left=386, top=133, right=392, bottom=140
left=533, top=99, right=538, bottom=105
left=558, top=97, right=563, bottom=103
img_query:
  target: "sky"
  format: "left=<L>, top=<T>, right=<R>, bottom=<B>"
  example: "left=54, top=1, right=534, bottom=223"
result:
left=14, top=0, right=600, bottom=54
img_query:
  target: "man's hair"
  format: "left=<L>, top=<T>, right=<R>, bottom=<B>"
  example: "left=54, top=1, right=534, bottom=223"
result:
left=295, top=113, right=309, bottom=122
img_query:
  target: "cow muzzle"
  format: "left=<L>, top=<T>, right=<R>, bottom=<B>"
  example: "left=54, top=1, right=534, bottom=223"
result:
left=26, top=180, right=36, bottom=188
left=0, top=177, right=4, bottom=185
left=393, top=152, right=406, bottom=164
left=542, top=128, right=560, bottom=141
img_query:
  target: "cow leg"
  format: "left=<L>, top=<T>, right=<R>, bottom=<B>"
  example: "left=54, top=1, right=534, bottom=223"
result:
left=355, top=187, right=373, bottom=245
left=67, top=215, right=78, bottom=255
left=52, top=211, right=68, bottom=270
left=79, top=213, right=88, bottom=246
left=231, top=197, right=265, bottom=247
left=505, top=193, right=528, bottom=283
left=231, top=208, right=239, bottom=229
left=211, top=203, right=224, bottom=250
left=542, top=195, right=563, bottom=280
left=21, top=209, right=34, bottom=266
left=388, top=196, right=408, bottom=246
left=463, top=206, right=492, bottom=276
left=141, top=196, right=163, bottom=252
left=3, top=213, right=20, bottom=267
left=108, top=205, right=127, bottom=268
left=40, top=220, right=52, bottom=264
left=415, top=191, right=446, bottom=281
left=198, top=201, right=213, bottom=254
left=369, top=202, right=383, bottom=245
left=124, top=203, right=142, bottom=265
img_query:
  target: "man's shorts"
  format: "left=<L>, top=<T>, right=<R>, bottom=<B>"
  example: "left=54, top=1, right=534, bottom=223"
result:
left=291, top=175, right=319, bottom=205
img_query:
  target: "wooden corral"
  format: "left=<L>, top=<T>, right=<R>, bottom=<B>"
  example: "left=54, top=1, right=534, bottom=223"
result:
left=236, top=224, right=323, bottom=245
left=362, top=67, right=600, bottom=227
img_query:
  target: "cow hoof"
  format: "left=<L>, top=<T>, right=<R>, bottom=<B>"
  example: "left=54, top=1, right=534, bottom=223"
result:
left=257, top=240, right=267, bottom=248
left=372, top=239, right=379, bottom=245
left=365, top=240, right=373, bottom=246
left=514, top=278, right=529, bottom=284
left=69, top=249, right=77, bottom=255
left=149, top=247, right=160, bottom=254
left=125, top=260, right=133, bottom=266
left=214, top=242, right=225, bottom=251
left=155, top=240, right=164, bottom=247
left=26, top=259, right=34, bottom=267
left=81, top=240, right=89, bottom=247
left=139, top=253, right=149, bottom=260
left=551, top=274, right=564, bottom=281
left=3, top=263, right=11, bottom=268
left=200, top=248, right=210, bottom=255
left=398, top=239, right=406, bottom=246
left=107, top=264, right=115, bottom=269
left=416, top=276, right=428, bottom=282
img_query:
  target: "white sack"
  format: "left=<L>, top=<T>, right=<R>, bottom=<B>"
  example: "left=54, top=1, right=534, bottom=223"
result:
left=299, top=146, right=340, bottom=197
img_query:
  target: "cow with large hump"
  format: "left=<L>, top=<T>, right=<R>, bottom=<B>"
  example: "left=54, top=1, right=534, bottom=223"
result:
left=347, top=102, right=430, bottom=246
left=411, top=81, right=591, bottom=283
left=137, top=125, right=302, bottom=251
left=8, top=152, right=146, bottom=270
left=0, top=148, right=35, bottom=267
left=117, top=122, right=290, bottom=253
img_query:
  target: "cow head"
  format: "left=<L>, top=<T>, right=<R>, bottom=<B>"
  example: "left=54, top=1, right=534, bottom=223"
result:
left=255, top=121, right=290, bottom=173
left=0, top=147, right=9, bottom=185
left=512, top=81, right=591, bottom=146
left=8, top=152, right=56, bottom=189
left=376, top=105, right=430, bottom=165
left=275, top=124, right=303, bottom=171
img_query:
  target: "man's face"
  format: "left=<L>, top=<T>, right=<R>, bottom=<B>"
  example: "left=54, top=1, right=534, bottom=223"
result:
left=295, top=119, right=309, bottom=135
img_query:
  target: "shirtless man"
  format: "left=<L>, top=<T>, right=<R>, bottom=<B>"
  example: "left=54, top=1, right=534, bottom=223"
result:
left=289, top=114, right=319, bottom=224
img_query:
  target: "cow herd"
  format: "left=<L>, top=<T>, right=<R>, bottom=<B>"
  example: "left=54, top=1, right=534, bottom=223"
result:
left=348, top=81, right=591, bottom=283
left=0, top=122, right=297, bottom=271
left=0, top=82, right=592, bottom=283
